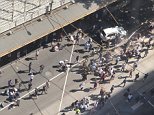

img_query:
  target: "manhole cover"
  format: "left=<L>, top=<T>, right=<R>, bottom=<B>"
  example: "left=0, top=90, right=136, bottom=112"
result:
left=45, top=71, right=52, bottom=77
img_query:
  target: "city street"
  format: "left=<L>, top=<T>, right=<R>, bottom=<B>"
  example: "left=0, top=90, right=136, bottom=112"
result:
left=0, top=0, right=153, bottom=115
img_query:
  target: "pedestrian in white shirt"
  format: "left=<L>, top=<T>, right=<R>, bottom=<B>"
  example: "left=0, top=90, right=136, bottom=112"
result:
left=29, top=73, right=34, bottom=82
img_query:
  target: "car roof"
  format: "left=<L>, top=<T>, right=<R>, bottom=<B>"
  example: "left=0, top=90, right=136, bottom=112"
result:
left=103, top=26, right=120, bottom=36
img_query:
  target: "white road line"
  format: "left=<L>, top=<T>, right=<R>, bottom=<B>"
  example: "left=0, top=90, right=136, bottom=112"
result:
left=58, top=41, right=76, bottom=115
left=137, top=91, right=154, bottom=108
left=0, top=72, right=64, bottom=111
left=0, top=58, right=84, bottom=112
left=109, top=99, right=120, bottom=115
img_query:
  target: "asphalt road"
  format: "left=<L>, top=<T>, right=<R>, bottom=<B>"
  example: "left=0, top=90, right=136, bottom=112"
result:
left=0, top=0, right=153, bottom=115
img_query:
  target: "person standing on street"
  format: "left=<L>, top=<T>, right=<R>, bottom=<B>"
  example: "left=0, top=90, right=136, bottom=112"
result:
left=134, top=73, right=139, bottom=81
left=15, top=78, right=19, bottom=86
left=119, top=77, right=127, bottom=87
left=8, top=79, right=13, bottom=87
left=35, top=50, right=39, bottom=60
left=16, top=99, right=20, bottom=106
left=136, top=52, right=141, bottom=62
left=34, top=88, right=39, bottom=99
left=100, top=87, right=105, bottom=98
left=121, top=63, right=126, bottom=72
left=18, top=82, right=22, bottom=91
left=41, top=85, right=47, bottom=94
left=93, top=81, right=98, bottom=90
left=79, top=82, right=85, bottom=90
left=143, top=73, right=148, bottom=81
left=82, top=73, right=87, bottom=81
left=75, top=35, right=80, bottom=45
left=39, top=65, right=44, bottom=73
left=29, top=73, right=34, bottom=82
left=133, top=62, right=137, bottom=71
left=129, top=69, right=133, bottom=78
left=110, top=85, right=114, bottom=93
left=75, top=55, right=79, bottom=63
left=46, top=80, right=50, bottom=89
left=115, top=56, right=120, bottom=65
left=28, top=82, right=32, bottom=90
left=144, top=48, right=149, bottom=57
left=122, top=78, right=127, bottom=87
left=28, top=62, right=32, bottom=73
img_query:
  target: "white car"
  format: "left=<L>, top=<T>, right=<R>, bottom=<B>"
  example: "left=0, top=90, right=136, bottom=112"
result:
left=100, top=26, right=127, bottom=41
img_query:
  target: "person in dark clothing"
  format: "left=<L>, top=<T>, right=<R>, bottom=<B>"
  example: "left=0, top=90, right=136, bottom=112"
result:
left=119, top=78, right=127, bottom=87
left=75, top=56, right=79, bottom=63
left=0, top=102, right=4, bottom=108
left=15, top=78, right=19, bottom=86
left=75, top=36, right=80, bottom=45
left=143, top=73, right=148, bottom=81
left=137, top=53, right=141, bottom=61
left=16, top=99, right=20, bottom=106
left=8, top=80, right=13, bottom=87
left=29, top=62, right=32, bottom=73
left=123, top=78, right=127, bottom=87
left=28, top=82, right=32, bottom=90
left=34, top=88, right=39, bottom=98
left=18, top=82, right=22, bottom=91
left=82, top=73, right=87, bottom=81
left=134, top=73, right=139, bottom=81
left=100, top=87, right=105, bottom=97
left=41, top=85, right=47, bottom=94
left=39, top=65, right=44, bottom=73
left=110, top=85, right=114, bottom=93
left=129, top=69, right=133, bottom=78
left=127, top=88, right=130, bottom=93
left=93, top=81, right=98, bottom=89
left=144, top=49, right=149, bottom=57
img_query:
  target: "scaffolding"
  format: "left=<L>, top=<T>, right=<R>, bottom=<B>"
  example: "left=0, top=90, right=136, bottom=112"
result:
left=0, top=0, right=72, bottom=34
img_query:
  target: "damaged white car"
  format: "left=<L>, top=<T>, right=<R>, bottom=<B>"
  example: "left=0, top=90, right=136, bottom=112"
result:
left=100, top=26, right=127, bottom=42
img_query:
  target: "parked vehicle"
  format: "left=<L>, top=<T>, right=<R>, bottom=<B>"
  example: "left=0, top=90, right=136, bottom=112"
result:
left=100, top=26, right=127, bottom=42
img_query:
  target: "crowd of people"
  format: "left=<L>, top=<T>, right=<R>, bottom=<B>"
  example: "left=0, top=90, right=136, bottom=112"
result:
left=0, top=20, right=153, bottom=115
left=61, top=24, right=153, bottom=114
left=0, top=61, right=50, bottom=110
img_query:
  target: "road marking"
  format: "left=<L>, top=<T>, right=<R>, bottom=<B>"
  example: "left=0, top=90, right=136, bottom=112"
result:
left=109, top=99, right=120, bottom=115
left=0, top=72, right=64, bottom=112
left=0, top=58, right=84, bottom=112
left=58, top=41, right=75, bottom=115
left=137, top=91, right=154, bottom=108
left=131, top=101, right=144, bottom=110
